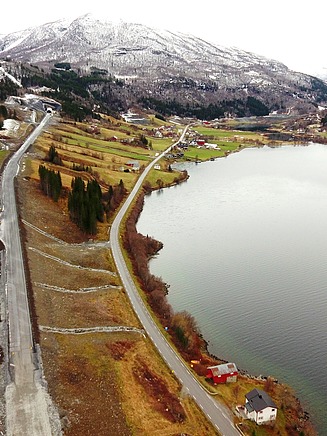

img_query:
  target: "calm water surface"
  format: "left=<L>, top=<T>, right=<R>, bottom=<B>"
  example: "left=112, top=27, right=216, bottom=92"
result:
left=137, top=144, right=327, bottom=433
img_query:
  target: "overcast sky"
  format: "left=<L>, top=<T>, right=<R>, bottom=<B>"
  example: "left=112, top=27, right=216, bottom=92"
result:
left=1, top=0, right=326, bottom=76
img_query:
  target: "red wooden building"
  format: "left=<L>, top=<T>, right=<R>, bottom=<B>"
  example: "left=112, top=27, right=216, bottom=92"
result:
left=206, top=362, right=238, bottom=384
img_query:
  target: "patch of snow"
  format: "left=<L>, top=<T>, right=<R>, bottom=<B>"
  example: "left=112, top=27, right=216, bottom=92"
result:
left=28, top=86, right=55, bottom=93
left=0, top=66, right=22, bottom=87
left=3, top=119, right=20, bottom=132
left=244, top=70, right=260, bottom=76
left=0, top=35, right=27, bottom=53
left=115, top=75, right=138, bottom=81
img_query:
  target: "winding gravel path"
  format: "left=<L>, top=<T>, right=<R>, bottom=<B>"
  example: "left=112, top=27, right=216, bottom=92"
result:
left=34, top=282, right=122, bottom=293
left=39, top=326, right=145, bottom=335
left=29, top=247, right=116, bottom=276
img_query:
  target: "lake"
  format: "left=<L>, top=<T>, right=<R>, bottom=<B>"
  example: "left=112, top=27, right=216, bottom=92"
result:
left=136, top=144, right=327, bottom=433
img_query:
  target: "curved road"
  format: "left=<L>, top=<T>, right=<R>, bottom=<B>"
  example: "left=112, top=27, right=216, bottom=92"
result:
left=110, top=127, right=240, bottom=435
left=1, top=113, right=60, bottom=435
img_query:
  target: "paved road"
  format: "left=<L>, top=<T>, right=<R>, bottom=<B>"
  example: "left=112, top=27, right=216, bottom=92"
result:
left=1, top=113, right=59, bottom=435
left=110, top=127, right=240, bottom=435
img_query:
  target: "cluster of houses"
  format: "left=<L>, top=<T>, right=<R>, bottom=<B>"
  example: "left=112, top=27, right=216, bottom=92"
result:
left=206, top=363, right=278, bottom=426
left=153, top=125, right=176, bottom=138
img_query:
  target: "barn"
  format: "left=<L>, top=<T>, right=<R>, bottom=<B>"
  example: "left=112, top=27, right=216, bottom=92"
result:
left=206, top=362, right=238, bottom=384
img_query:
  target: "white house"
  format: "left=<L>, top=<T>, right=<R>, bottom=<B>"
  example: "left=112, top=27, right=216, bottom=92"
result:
left=154, top=130, right=163, bottom=138
left=244, top=388, right=277, bottom=425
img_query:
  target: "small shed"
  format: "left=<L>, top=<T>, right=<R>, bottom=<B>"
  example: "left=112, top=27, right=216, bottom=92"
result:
left=244, top=388, right=277, bottom=425
left=206, top=362, right=238, bottom=384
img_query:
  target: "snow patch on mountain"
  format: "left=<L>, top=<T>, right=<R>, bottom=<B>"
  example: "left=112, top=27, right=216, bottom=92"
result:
left=0, top=66, right=22, bottom=87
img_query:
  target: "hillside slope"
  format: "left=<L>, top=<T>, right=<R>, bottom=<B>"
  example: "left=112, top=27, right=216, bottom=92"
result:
left=1, top=14, right=327, bottom=116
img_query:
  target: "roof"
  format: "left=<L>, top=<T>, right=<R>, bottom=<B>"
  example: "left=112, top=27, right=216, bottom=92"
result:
left=126, top=160, right=140, bottom=167
left=207, top=362, right=238, bottom=377
left=245, top=402, right=254, bottom=413
left=245, top=388, right=277, bottom=412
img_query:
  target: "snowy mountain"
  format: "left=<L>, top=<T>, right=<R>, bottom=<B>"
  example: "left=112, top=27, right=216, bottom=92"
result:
left=1, top=13, right=327, bottom=115
left=0, top=14, right=293, bottom=80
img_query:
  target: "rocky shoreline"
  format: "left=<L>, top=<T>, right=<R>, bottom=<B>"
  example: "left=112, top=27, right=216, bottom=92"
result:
left=129, top=176, right=318, bottom=434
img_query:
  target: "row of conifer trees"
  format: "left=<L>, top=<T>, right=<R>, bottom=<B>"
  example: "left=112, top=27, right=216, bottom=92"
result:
left=68, top=177, right=104, bottom=235
left=38, top=146, right=126, bottom=235
left=38, top=165, right=62, bottom=202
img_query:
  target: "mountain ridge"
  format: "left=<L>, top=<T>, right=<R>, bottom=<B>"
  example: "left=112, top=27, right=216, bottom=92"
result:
left=1, top=14, right=327, bottom=117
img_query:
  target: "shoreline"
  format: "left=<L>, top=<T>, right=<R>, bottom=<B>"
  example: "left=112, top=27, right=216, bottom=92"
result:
left=130, top=158, right=319, bottom=434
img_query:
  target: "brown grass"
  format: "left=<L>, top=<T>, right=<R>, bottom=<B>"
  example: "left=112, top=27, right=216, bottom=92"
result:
left=16, top=139, right=217, bottom=434
left=132, top=359, right=186, bottom=424
left=113, top=338, right=216, bottom=436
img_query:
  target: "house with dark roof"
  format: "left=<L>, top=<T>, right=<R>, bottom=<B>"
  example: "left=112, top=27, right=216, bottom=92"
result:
left=244, top=388, right=277, bottom=425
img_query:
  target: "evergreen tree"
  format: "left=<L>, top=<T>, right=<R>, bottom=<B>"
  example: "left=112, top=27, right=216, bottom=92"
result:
left=68, top=177, right=104, bottom=235
left=48, top=145, right=63, bottom=165
left=0, top=105, right=8, bottom=119
left=38, top=165, right=62, bottom=202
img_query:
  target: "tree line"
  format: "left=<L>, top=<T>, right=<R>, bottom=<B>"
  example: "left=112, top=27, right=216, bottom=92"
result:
left=68, top=177, right=104, bottom=235
left=39, top=146, right=128, bottom=235
left=67, top=176, right=126, bottom=234
left=140, top=95, right=269, bottom=119
left=48, top=145, right=63, bottom=165
left=0, top=77, right=18, bottom=102
left=38, top=165, right=62, bottom=202
left=19, top=65, right=123, bottom=120
left=102, top=179, right=127, bottom=219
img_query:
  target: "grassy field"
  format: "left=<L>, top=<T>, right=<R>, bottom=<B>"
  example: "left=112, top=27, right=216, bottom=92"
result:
left=16, top=116, right=219, bottom=434
left=191, top=126, right=261, bottom=139
left=32, top=116, right=180, bottom=194
left=0, top=150, right=9, bottom=166
left=145, top=166, right=184, bottom=189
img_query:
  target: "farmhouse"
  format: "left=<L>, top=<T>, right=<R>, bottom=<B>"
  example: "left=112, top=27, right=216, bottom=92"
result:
left=206, top=362, right=238, bottom=384
left=244, top=388, right=277, bottom=425
left=126, top=160, right=140, bottom=171
left=154, top=130, right=163, bottom=138
left=205, top=143, right=220, bottom=150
